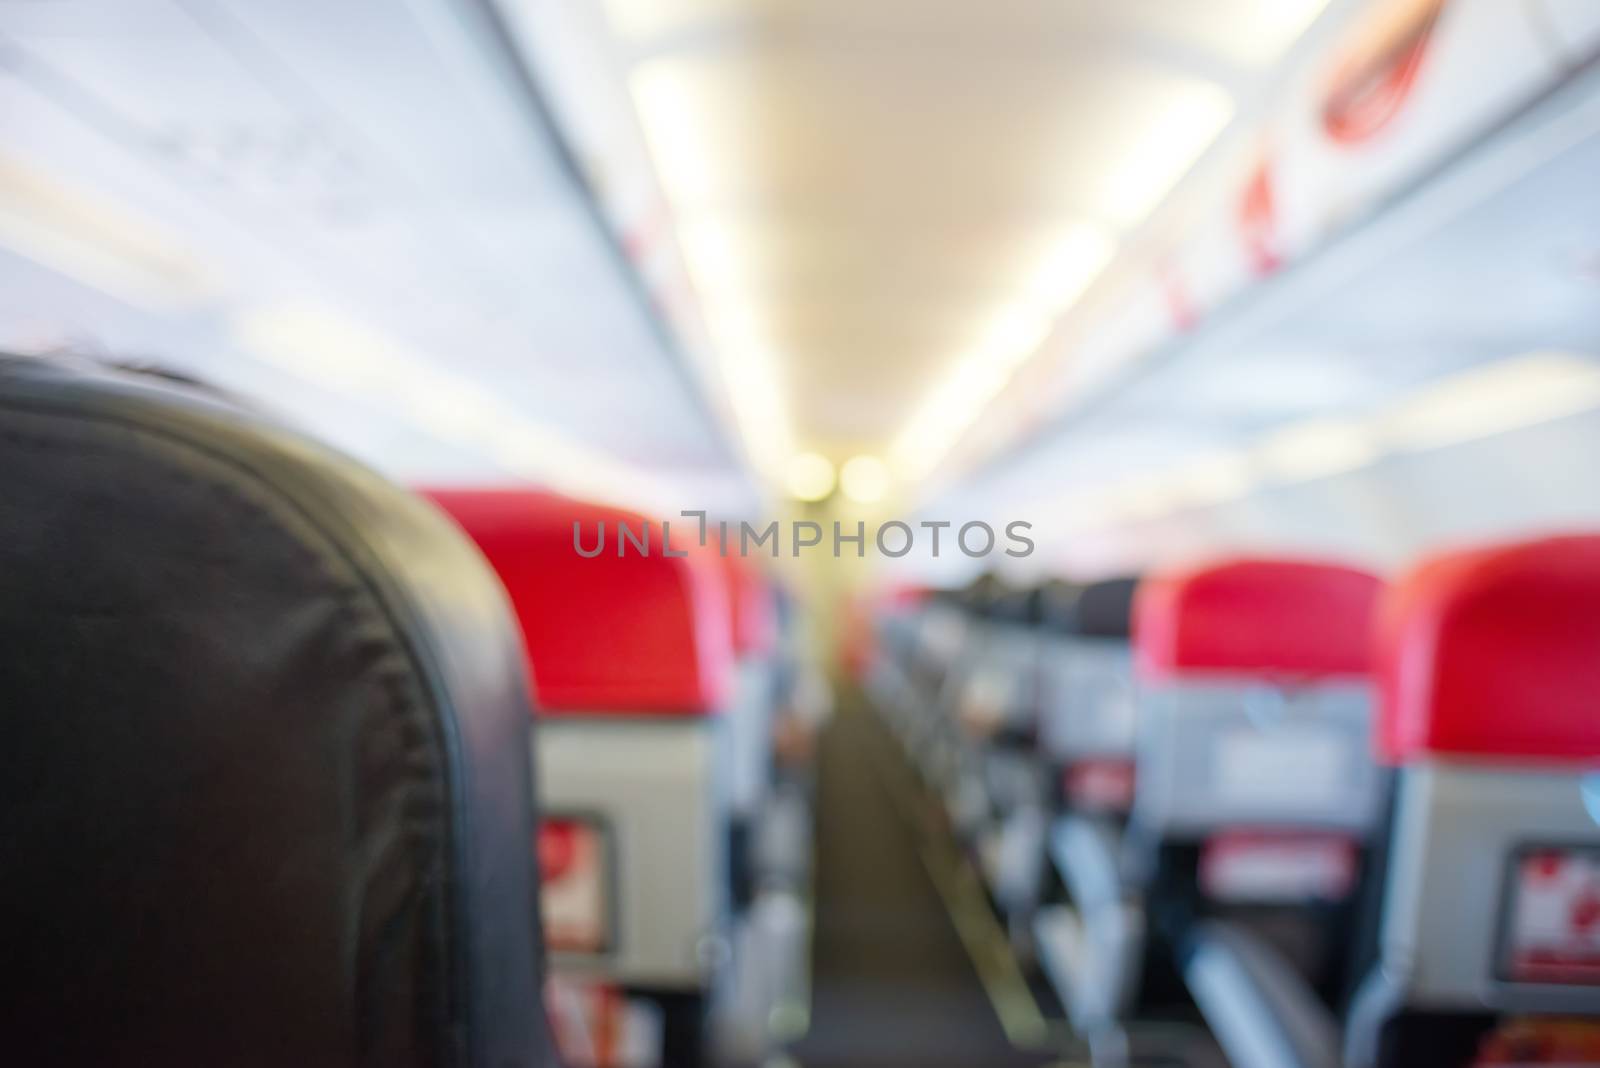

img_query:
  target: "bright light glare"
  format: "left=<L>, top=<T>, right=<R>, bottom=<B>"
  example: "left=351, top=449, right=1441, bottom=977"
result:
left=676, top=215, right=756, bottom=304
left=236, top=304, right=393, bottom=391
left=1171, top=449, right=1257, bottom=506
left=1380, top=352, right=1600, bottom=451
left=891, top=352, right=1012, bottom=477
left=787, top=451, right=837, bottom=502
left=1234, top=0, right=1336, bottom=63
left=884, top=226, right=1114, bottom=486
left=1044, top=352, right=1600, bottom=533
left=0, top=155, right=210, bottom=311
left=1025, top=222, right=1118, bottom=315
left=630, top=57, right=741, bottom=209
left=1112, top=476, right=1184, bottom=522
left=840, top=454, right=891, bottom=504
left=1256, top=418, right=1380, bottom=483
left=1095, top=81, right=1234, bottom=227
left=702, top=303, right=792, bottom=479
left=236, top=302, right=667, bottom=509
left=629, top=57, right=794, bottom=487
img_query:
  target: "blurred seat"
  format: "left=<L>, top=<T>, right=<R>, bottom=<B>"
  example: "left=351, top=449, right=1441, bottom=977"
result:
left=719, top=551, right=782, bottom=907
left=713, top=553, right=813, bottom=1061
left=1132, top=560, right=1385, bottom=1012
left=1337, top=534, right=1600, bottom=1067
left=938, top=574, right=1017, bottom=840
left=427, top=489, right=738, bottom=1067
left=1031, top=576, right=1145, bottom=1033
left=1039, top=576, right=1141, bottom=817
left=965, top=583, right=1054, bottom=946
left=1187, top=536, right=1600, bottom=1068
left=0, top=355, right=552, bottom=1068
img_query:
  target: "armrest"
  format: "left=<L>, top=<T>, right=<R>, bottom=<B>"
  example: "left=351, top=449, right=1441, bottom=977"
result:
left=1181, top=921, right=1343, bottom=1068
left=1049, top=814, right=1129, bottom=911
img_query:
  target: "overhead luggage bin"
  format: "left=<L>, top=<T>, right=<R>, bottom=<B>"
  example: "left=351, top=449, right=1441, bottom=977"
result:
left=0, top=357, right=553, bottom=1068
left=426, top=488, right=737, bottom=1065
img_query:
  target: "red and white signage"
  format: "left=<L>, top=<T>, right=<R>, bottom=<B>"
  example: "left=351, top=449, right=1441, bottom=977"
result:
left=540, top=817, right=612, bottom=955
left=1502, top=848, right=1600, bottom=986
left=546, top=977, right=664, bottom=1068
left=1200, top=830, right=1359, bottom=903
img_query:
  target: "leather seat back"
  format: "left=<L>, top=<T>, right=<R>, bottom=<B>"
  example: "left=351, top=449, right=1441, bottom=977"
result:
left=0, top=356, right=551, bottom=1067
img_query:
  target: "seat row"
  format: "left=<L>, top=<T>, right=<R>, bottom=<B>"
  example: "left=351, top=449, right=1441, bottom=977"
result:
left=428, top=491, right=815, bottom=1067
left=860, top=545, right=1600, bottom=1068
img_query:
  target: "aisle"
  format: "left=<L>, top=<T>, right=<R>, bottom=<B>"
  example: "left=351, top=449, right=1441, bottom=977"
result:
left=789, top=692, right=1055, bottom=1068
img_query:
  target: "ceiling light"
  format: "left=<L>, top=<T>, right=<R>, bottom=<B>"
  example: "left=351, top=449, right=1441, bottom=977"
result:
left=235, top=303, right=392, bottom=390
left=1225, top=0, right=1337, bottom=64
left=0, top=155, right=211, bottom=311
left=1255, top=417, right=1379, bottom=483
left=1110, top=476, right=1184, bottom=522
left=1171, top=449, right=1257, bottom=506
left=840, top=454, right=891, bottom=504
left=888, top=224, right=1118, bottom=484
left=627, top=57, right=791, bottom=490
left=891, top=353, right=1013, bottom=477
left=629, top=57, right=742, bottom=210
left=980, top=305, right=1053, bottom=369
left=1095, top=81, right=1234, bottom=228
left=598, top=0, right=721, bottom=42
left=787, top=452, right=836, bottom=502
left=703, top=305, right=792, bottom=479
left=676, top=215, right=758, bottom=305
left=1025, top=222, right=1118, bottom=316
left=1379, top=352, right=1600, bottom=452
left=237, top=303, right=668, bottom=510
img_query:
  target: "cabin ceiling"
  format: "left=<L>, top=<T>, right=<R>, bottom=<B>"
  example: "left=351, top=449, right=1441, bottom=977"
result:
left=521, top=0, right=1347, bottom=483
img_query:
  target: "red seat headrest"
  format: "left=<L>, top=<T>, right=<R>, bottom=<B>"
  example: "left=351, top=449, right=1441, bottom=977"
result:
left=426, top=488, right=733, bottom=716
left=720, top=551, right=778, bottom=658
left=1135, top=558, right=1382, bottom=682
left=1376, top=534, right=1600, bottom=766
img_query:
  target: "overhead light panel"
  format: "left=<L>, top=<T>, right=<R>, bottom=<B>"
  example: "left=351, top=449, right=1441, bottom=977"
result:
left=840, top=454, right=891, bottom=504
left=236, top=303, right=393, bottom=391
left=0, top=155, right=211, bottom=312
left=891, top=350, right=1013, bottom=478
left=628, top=56, right=791, bottom=489
left=1255, top=417, right=1378, bottom=483
left=237, top=302, right=668, bottom=510
left=1094, top=80, right=1234, bottom=228
left=630, top=56, right=745, bottom=211
left=1380, top=352, right=1600, bottom=452
left=787, top=451, right=836, bottom=502
left=1024, top=222, right=1119, bottom=316
left=1171, top=449, right=1257, bottom=507
left=675, top=215, right=761, bottom=305
left=1219, top=0, right=1338, bottom=65
left=1247, top=0, right=1335, bottom=59
left=889, top=222, right=1117, bottom=485
left=702, top=303, right=792, bottom=479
